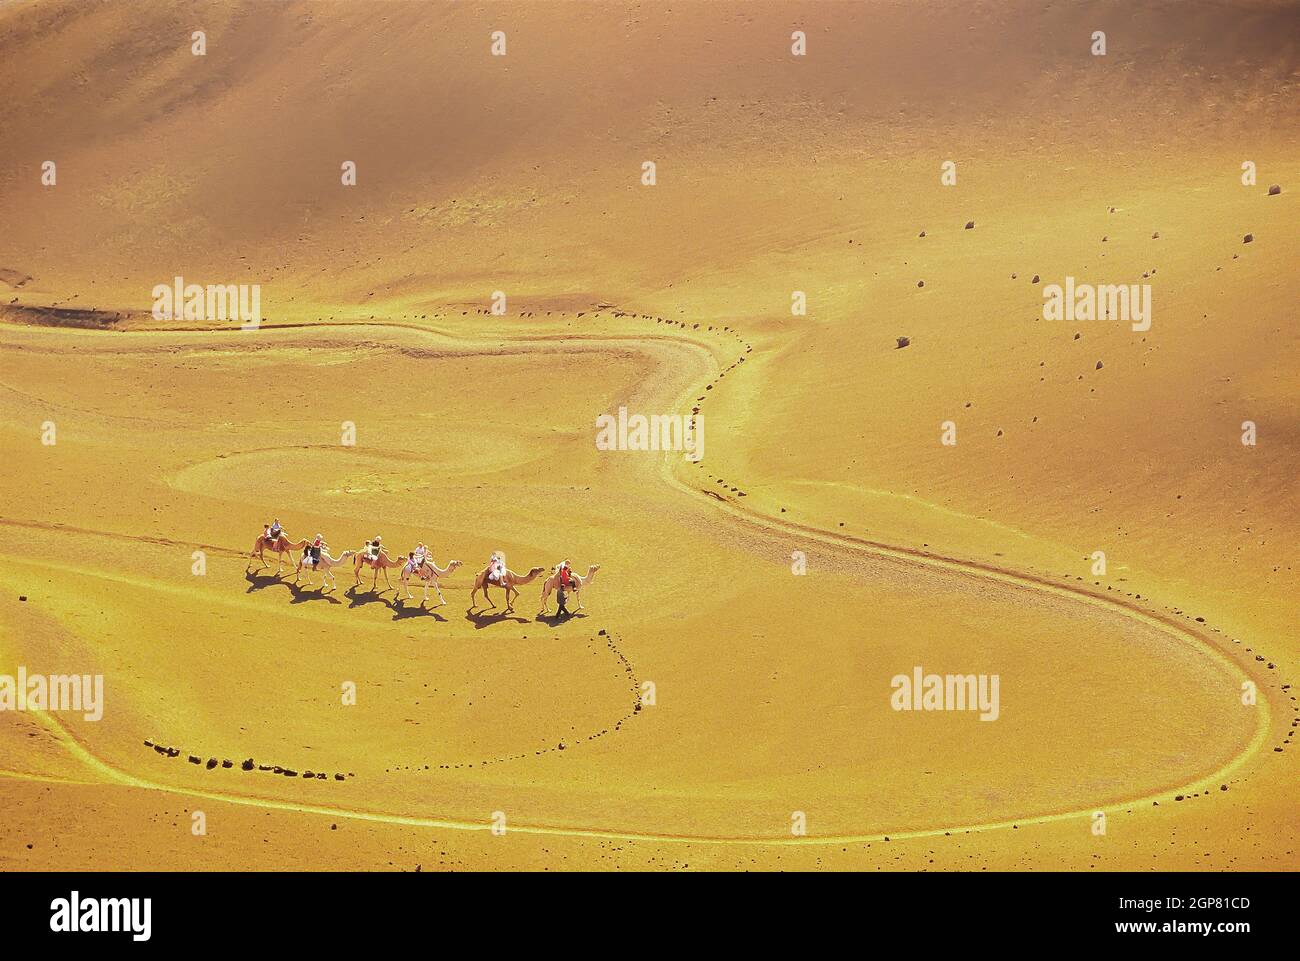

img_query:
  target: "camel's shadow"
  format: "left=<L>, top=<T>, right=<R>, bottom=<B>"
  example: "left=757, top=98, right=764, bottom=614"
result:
left=344, top=585, right=396, bottom=610
left=246, top=570, right=343, bottom=604
left=535, top=611, right=588, bottom=627
left=244, top=569, right=293, bottom=594
left=287, top=581, right=343, bottom=605
left=465, top=607, right=530, bottom=629
left=392, top=598, right=448, bottom=622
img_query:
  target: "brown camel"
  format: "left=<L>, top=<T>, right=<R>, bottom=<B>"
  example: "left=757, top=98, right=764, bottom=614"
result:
left=471, top=565, right=546, bottom=613
left=353, top=547, right=405, bottom=592
left=539, top=565, right=600, bottom=615
left=248, top=533, right=309, bottom=574
left=401, top=558, right=463, bottom=605
left=295, top=549, right=356, bottom=592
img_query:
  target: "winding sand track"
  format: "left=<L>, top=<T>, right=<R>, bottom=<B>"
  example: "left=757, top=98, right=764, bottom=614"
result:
left=0, top=316, right=1284, bottom=847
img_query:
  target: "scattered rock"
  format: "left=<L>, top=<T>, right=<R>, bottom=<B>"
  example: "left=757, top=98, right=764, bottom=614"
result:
left=964, top=221, right=975, bottom=229
left=1268, top=184, right=1281, bottom=195
left=1031, top=274, right=1040, bottom=284
left=896, top=336, right=910, bottom=349
left=1243, top=233, right=1253, bottom=244
left=1096, top=360, right=1104, bottom=370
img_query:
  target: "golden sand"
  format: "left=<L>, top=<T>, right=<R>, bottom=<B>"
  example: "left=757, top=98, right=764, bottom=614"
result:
left=0, top=0, right=1296, bottom=870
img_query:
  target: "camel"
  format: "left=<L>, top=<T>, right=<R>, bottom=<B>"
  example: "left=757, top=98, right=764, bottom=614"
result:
left=353, top=547, right=405, bottom=592
left=248, top=532, right=309, bottom=574
left=471, top=565, right=546, bottom=613
left=295, top=549, right=355, bottom=592
left=400, top=558, right=463, bottom=605
left=539, top=565, right=600, bottom=615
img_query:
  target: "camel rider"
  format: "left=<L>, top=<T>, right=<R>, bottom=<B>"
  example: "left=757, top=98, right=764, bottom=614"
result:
left=485, top=551, right=506, bottom=586
left=305, top=534, right=325, bottom=567
left=411, top=543, right=428, bottom=574
left=365, top=536, right=383, bottom=563
left=269, top=518, right=283, bottom=540
left=558, top=560, right=573, bottom=589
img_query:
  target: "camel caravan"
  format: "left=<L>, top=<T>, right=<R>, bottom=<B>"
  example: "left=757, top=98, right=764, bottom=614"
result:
left=248, top=519, right=597, bottom=617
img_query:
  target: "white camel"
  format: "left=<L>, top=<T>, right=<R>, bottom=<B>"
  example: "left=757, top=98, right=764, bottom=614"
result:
left=539, top=564, right=600, bottom=615
left=401, top=558, right=463, bottom=605
left=295, top=548, right=354, bottom=592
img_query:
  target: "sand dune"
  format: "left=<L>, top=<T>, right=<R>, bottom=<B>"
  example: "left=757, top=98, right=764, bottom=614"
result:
left=0, top=0, right=1296, bottom=870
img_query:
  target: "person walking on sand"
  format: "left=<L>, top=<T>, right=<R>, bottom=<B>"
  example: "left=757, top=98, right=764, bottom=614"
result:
left=555, top=578, right=571, bottom=618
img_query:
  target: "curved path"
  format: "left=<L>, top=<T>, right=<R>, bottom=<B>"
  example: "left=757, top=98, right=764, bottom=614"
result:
left=0, top=314, right=1288, bottom=846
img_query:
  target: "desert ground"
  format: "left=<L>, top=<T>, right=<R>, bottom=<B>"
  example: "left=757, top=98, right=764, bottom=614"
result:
left=0, top=0, right=1296, bottom=870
